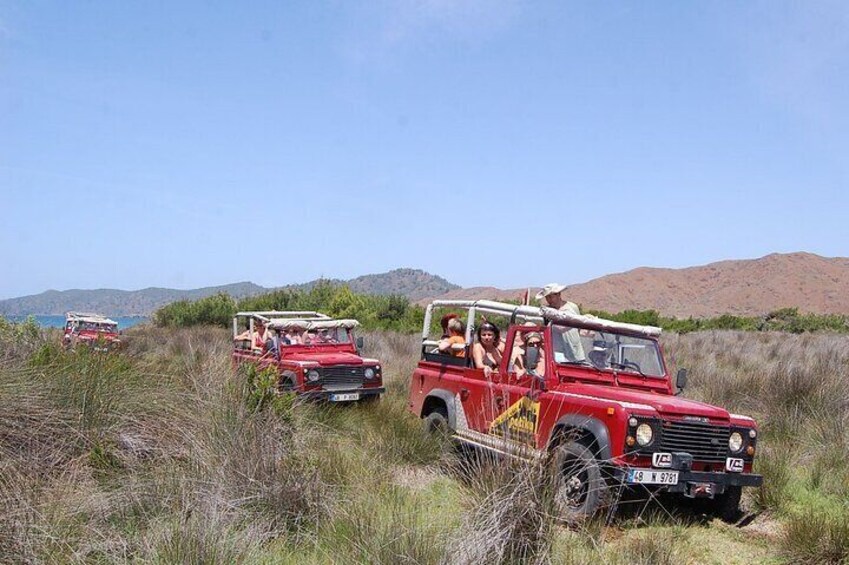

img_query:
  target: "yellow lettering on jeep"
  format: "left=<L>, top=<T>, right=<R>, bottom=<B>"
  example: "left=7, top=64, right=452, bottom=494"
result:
left=489, top=395, right=540, bottom=446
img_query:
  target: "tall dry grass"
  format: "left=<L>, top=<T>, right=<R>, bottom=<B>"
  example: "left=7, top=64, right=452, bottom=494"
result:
left=1, top=324, right=847, bottom=563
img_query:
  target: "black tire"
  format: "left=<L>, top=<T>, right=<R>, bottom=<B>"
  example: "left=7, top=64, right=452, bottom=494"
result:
left=704, top=485, right=742, bottom=523
left=423, top=407, right=450, bottom=437
left=551, top=441, right=607, bottom=523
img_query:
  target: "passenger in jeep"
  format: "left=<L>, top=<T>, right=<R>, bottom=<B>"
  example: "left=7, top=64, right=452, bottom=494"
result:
left=286, top=324, right=305, bottom=345
left=234, top=318, right=269, bottom=350
left=472, top=321, right=504, bottom=377
left=438, top=317, right=466, bottom=357
left=513, top=331, right=546, bottom=378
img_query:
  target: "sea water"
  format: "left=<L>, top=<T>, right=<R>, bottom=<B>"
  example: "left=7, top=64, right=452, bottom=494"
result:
left=5, top=315, right=148, bottom=330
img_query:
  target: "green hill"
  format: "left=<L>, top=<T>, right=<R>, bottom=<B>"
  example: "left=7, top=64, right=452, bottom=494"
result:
left=0, top=269, right=459, bottom=317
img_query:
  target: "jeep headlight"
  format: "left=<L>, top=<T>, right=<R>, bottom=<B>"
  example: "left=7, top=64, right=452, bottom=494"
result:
left=307, top=369, right=321, bottom=383
left=729, top=432, right=744, bottom=453
left=364, top=368, right=375, bottom=380
left=636, top=423, right=654, bottom=446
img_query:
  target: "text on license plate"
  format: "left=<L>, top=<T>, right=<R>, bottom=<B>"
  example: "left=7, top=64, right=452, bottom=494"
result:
left=627, top=469, right=679, bottom=485
left=330, top=392, right=360, bottom=402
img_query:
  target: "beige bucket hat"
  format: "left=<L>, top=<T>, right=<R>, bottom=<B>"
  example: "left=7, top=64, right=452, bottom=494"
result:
left=535, top=283, right=567, bottom=301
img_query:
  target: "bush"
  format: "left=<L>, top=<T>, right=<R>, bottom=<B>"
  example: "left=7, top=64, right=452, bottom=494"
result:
left=783, top=507, right=849, bottom=564
left=153, top=282, right=425, bottom=332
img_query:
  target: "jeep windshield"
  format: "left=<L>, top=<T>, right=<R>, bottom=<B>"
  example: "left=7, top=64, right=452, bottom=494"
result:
left=286, top=327, right=351, bottom=346
left=551, top=325, right=664, bottom=377
left=80, top=322, right=118, bottom=333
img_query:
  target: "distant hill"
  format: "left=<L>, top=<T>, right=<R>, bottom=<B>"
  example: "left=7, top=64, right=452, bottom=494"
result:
left=0, top=282, right=268, bottom=317
left=346, top=268, right=459, bottom=300
left=423, top=252, right=849, bottom=317
left=7, top=254, right=848, bottom=319
left=0, top=269, right=460, bottom=317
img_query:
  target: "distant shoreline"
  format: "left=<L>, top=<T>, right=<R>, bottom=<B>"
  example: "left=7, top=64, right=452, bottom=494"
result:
left=4, top=315, right=149, bottom=330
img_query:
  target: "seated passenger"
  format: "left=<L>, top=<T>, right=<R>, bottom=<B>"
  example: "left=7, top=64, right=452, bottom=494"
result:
left=286, top=324, right=305, bottom=345
left=234, top=318, right=269, bottom=350
left=438, top=317, right=466, bottom=357
left=472, top=322, right=504, bottom=377
left=512, top=331, right=546, bottom=379
left=440, top=313, right=459, bottom=339
left=265, top=327, right=288, bottom=359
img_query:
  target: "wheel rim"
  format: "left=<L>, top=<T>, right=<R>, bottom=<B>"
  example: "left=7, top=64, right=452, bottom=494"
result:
left=559, top=455, right=590, bottom=510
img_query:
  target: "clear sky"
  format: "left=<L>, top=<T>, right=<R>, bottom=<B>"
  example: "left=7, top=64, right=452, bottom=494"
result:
left=2, top=1, right=847, bottom=299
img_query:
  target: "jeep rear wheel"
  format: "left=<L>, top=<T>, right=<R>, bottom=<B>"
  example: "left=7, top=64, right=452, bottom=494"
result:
left=551, top=441, right=606, bottom=522
left=423, top=407, right=450, bottom=437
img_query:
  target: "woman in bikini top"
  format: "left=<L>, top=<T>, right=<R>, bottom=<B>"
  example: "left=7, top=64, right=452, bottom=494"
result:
left=473, top=322, right=504, bottom=377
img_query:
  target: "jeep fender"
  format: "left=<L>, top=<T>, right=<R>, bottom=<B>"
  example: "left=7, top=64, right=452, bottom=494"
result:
left=421, top=388, right=458, bottom=429
left=549, top=415, right=612, bottom=461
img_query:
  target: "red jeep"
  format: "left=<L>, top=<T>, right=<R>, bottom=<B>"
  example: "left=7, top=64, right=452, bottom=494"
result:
left=408, top=300, right=763, bottom=521
left=232, top=311, right=384, bottom=402
left=63, top=312, right=122, bottom=351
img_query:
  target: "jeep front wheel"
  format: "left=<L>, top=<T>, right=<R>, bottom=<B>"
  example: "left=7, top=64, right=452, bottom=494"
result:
left=703, top=485, right=742, bottom=523
left=551, top=441, right=606, bottom=522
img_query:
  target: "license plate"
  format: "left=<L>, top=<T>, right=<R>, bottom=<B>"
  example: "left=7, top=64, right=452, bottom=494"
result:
left=329, top=392, right=360, bottom=402
left=627, top=469, right=679, bottom=485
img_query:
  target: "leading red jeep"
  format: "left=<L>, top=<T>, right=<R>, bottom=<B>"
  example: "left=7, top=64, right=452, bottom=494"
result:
left=63, top=312, right=122, bottom=351
left=232, top=311, right=384, bottom=402
left=408, top=300, right=763, bottom=521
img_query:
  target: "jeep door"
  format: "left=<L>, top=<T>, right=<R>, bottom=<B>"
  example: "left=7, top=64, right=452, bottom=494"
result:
left=486, top=325, right=547, bottom=448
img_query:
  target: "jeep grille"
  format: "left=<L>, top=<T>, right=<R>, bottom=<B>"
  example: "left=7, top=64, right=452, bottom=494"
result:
left=319, top=366, right=365, bottom=389
left=659, top=420, right=730, bottom=463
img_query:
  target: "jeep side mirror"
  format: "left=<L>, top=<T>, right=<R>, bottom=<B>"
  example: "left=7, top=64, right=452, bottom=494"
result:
left=524, top=345, right=539, bottom=372
left=676, top=368, right=688, bottom=394
left=356, top=336, right=364, bottom=350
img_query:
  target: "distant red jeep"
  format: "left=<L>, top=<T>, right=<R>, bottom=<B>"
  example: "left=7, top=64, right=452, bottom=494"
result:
left=63, top=312, right=122, bottom=351
left=408, top=300, right=763, bottom=521
left=232, top=311, right=384, bottom=402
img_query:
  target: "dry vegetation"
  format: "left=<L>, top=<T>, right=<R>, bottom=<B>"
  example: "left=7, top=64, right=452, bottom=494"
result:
left=1, top=322, right=848, bottom=564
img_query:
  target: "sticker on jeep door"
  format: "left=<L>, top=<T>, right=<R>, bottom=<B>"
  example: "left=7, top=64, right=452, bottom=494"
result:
left=489, top=395, right=540, bottom=445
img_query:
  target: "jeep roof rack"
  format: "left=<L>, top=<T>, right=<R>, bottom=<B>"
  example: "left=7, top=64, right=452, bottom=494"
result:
left=422, top=299, right=661, bottom=346
left=66, top=312, right=118, bottom=325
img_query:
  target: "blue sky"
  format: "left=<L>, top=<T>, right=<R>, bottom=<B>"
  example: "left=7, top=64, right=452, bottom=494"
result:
left=1, top=1, right=847, bottom=299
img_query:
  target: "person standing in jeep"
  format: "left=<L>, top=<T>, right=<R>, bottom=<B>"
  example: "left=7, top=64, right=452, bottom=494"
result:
left=536, top=283, right=586, bottom=362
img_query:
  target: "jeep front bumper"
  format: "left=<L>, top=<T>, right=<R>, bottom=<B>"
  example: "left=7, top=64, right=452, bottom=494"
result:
left=613, top=466, right=763, bottom=496
left=300, top=387, right=385, bottom=401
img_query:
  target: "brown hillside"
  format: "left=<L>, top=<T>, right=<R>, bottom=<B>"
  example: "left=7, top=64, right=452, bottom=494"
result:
left=424, top=253, right=849, bottom=317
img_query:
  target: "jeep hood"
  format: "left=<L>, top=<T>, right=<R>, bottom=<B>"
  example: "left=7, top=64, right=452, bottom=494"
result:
left=284, top=352, right=365, bottom=366
left=565, top=383, right=730, bottom=421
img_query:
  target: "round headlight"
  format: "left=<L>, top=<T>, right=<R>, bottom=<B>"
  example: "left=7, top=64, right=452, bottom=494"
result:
left=729, top=432, right=744, bottom=453
left=636, top=423, right=654, bottom=446
left=364, top=368, right=375, bottom=380
left=628, top=417, right=639, bottom=428
left=748, top=429, right=757, bottom=439
left=307, top=370, right=320, bottom=382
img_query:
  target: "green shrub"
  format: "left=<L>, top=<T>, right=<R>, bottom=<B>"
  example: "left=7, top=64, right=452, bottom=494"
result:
left=783, top=507, right=849, bottom=564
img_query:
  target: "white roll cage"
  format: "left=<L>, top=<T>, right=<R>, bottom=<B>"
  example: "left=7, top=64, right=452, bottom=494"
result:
left=421, top=299, right=661, bottom=349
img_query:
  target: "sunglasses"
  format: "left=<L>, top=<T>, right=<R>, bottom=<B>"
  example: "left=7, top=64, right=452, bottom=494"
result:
left=527, top=342, right=541, bottom=347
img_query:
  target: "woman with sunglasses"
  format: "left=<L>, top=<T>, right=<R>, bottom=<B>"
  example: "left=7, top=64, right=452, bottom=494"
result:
left=512, top=330, right=546, bottom=379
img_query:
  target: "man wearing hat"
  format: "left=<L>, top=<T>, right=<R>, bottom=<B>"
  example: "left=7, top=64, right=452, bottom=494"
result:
left=535, top=283, right=582, bottom=316
left=536, top=283, right=586, bottom=362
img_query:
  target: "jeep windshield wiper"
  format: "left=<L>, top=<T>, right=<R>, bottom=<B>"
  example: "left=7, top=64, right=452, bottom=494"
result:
left=559, top=359, right=596, bottom=368
left=610, top=361, right=645, bottom=376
